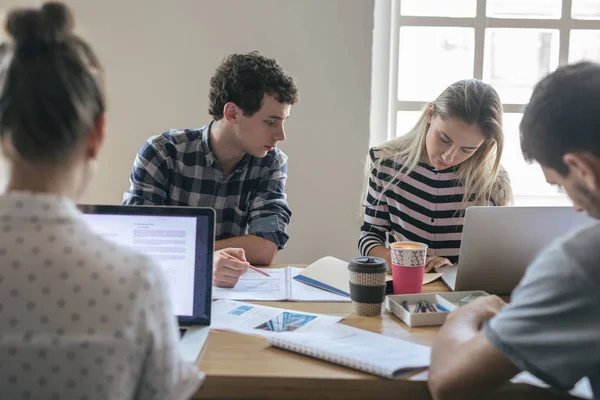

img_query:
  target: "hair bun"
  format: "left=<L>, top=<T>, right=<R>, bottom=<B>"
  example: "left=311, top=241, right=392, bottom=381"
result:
left=5, top=2, right=74, bottom=48
left=41, top=2, right=74, bottom=35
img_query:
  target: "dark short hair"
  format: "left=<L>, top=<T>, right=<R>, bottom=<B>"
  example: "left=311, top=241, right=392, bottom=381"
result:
left=208, top=51, right=298, bottom=120
left=520, top=62, right=600, bottom=175
left=0, top=2, right=105, bottom=162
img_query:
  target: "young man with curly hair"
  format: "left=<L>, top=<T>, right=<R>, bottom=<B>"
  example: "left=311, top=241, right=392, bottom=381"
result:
left=124, top=52, right=299, bottom=287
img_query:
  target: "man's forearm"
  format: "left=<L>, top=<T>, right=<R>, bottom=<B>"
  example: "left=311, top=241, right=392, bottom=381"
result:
left=431, top=313, right=482, bottom=375
left=429, top=310, right=520, bottom=400
left=216, top=235, right=278, bottom=265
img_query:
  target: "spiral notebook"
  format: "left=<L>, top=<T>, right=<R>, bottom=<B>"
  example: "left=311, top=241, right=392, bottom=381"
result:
left=268, top=323, right=431, bottom=379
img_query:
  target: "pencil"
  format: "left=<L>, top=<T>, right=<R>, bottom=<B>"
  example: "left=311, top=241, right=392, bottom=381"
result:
left=220, top=251, right=271, bottom=277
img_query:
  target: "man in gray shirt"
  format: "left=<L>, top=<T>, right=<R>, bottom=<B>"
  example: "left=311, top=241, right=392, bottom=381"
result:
left=429, top=62, right=600, bottom=400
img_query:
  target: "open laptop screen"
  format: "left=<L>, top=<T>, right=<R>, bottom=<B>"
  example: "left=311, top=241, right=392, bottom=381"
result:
left=78, top=205, right=214, bottom=324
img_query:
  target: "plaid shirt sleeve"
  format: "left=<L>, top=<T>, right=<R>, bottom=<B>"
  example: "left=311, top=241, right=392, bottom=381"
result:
left=247, top=156, right=292, bottom=250
left=123, top=138, right=171, bottom=205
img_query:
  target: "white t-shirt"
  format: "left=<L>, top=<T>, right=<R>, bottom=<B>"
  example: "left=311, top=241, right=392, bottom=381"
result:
left=0, top=191, right=203, bottom=399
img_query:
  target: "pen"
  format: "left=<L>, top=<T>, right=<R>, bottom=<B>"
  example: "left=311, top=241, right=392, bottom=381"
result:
left=402, top=300, right=410, bottom=312
left=424, top=301, right=436, bottom=313
left=422, top=300, right=430, bottom=312
left=220, top=251, right=271, bottom=277
left=413, top=301, right=421, bottom=313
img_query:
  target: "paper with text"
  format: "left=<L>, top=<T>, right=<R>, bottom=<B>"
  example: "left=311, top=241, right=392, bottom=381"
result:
left=82, top=213, right=197, bottom=316
left=210, top=299, right=342, bottom=339
left=212, top=266, right=351, bottom=302
left=212, top=268, right=288, bottom=301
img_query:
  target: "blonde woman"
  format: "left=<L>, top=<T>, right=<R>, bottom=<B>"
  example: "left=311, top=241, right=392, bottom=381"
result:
left=359, top=79, right=513, bottom=272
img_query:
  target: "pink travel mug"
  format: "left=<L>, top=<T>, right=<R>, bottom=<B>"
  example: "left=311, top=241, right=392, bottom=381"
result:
left=390, top=241, right=428, bottom=294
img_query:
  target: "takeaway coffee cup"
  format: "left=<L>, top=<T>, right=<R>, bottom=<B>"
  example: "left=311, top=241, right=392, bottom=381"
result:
left=390, top=241, right=428, bottom=294
left=348, top=256, right=388, bottom=317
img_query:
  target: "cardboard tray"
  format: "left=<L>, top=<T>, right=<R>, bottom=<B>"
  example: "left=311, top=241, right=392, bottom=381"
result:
left=386, top=290, right=490, bottom=327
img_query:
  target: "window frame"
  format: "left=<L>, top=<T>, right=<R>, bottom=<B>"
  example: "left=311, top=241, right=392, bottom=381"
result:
left=370, top=0, right=600, bottom=204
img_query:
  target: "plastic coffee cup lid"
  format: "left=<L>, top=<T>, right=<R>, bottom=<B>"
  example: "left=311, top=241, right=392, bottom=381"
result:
left=348, top=256, right=387, bottom=274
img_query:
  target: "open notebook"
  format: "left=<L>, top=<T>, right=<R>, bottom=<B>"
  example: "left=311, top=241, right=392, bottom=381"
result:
left=268, top=323, right=431, bottom=379
left=295, top=256, right=443, bottom=297
left=212, top=266, right=350, bottom=302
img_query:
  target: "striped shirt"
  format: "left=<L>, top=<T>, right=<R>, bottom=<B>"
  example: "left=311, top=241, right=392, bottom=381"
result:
left=123, top=122, right=292, bottom=249
left=359, top=147, right=495, bottom=264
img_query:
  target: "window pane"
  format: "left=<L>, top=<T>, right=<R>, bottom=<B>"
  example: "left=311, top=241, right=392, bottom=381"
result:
left=501, top=113, right=569, bottom=203
left=396, top=111, right=424, bottom=138
left=483, top=29, right=559, bottom=104
left=400, top=0, right=476, bottom=18
left=569, top=30, right=600, bottom=63
left=487, top=0, right=561, bottom=19
left=398, top=27, right=474, bottom=101
left=572, top=0, right=600, bottom=20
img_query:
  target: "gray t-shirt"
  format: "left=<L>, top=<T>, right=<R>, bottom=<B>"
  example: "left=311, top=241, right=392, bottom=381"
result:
left=485, top=221, right=600, bottom=398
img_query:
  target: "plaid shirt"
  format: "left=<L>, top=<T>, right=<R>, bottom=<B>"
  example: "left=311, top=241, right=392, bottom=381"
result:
left=123, top=121, right=292, bottom=249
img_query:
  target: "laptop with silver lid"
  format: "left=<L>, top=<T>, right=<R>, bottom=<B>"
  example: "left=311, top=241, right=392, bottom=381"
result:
left=442, top=206, right=593, bottom=295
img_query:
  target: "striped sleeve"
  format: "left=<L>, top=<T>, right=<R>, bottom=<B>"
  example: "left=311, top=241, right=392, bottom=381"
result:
left=358, top=148, right=390, bottom=256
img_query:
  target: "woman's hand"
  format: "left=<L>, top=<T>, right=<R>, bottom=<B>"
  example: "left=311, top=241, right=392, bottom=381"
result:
left=425, top=256, right=452, bottom=272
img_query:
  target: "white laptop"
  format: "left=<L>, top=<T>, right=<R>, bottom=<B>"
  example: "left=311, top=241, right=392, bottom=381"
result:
left=441, top=206, right=594, bottom=295
left=78, top=205, right=215, bottom=363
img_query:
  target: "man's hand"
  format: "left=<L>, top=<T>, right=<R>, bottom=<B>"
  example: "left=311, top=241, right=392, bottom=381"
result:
left=445, top=295, right=507, bottom=330
left=429, top=295, right=519, bottom=400
left=213, top=248, right=250, bottom=288
left=425, top=256, right=452, bottom=272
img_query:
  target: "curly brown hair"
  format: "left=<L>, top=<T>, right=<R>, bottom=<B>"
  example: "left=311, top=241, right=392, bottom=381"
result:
left=208, top=51, right=298, bottom=120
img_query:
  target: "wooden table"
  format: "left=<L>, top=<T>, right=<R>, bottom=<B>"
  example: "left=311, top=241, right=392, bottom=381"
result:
left=194, top=265, right=574, bottom=400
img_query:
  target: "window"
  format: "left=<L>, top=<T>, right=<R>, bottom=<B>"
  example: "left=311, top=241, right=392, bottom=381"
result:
left=371, top=0, right=600, bottom=206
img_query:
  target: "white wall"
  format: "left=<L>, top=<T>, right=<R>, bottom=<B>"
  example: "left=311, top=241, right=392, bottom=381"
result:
left=1, top=0, right=374, bottom=264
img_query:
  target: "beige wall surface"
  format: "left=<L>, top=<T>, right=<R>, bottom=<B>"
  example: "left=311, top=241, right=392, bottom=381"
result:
left=0, top=0, right=374, bottom=264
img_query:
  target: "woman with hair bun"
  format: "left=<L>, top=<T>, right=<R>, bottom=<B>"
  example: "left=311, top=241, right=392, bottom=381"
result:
left=0, top=3, right=203, bottom=399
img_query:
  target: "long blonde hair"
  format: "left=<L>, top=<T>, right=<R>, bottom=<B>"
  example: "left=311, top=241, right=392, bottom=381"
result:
left=367, top=79, right=512, bottom=206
